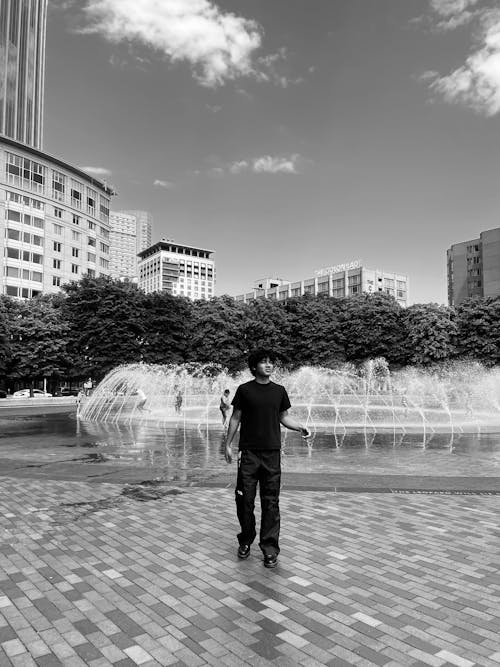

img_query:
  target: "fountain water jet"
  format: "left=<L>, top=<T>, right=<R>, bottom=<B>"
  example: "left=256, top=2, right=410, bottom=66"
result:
left=79, top=361, right=500, bottom=434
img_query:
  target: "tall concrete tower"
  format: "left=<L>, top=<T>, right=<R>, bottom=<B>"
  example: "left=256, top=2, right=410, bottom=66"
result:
left=0, top=0, right=48, bottom=149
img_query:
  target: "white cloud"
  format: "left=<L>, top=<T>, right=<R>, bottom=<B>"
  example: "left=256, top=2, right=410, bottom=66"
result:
left=430, top=0, right=481, bottom=17
left=76, top=0, right=262, bottom=87
left=252, top=155, right=300, bottom=174
left=81, top=166, right=112, bottom=177
left=153, top=179, right=174, bottom=188
left=229, top=160, right=248, bottom=174
left=423, top=2, right=500, bottom=115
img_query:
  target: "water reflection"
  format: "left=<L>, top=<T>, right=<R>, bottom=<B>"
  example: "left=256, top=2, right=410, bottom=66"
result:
left=0, top=414, right=499, bottom=479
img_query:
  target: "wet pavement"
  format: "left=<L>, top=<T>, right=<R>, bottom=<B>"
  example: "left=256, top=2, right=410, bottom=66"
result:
left=0, top=413, right=499, bottom=665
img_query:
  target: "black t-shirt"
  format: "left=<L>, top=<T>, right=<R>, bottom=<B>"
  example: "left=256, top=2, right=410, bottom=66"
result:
left=231, top=380, right=291, bottom=450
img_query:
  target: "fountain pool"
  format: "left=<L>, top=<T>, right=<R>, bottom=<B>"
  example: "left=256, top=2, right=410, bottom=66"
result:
left=79, top=361, right=500, bottom=435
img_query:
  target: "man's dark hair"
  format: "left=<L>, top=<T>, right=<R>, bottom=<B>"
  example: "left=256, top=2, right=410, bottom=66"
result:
left=247, top=348, right=277, bottom=375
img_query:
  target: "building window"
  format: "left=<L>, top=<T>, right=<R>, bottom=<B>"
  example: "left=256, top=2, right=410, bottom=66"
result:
left=72, top=230, right=80, bottom=241
left=99, top=196, right=110, bottom=222
left=52, top=171, right=66, bottom=202
left=88, top=220, right=96, bottom=230
left=72, top=214, right=80, bottom=225
left=53, top=259, right=61, bottom=269
left=99, top=226, right=109, bottom=239
left=53, top=224, right=63, bottom=235
left=71, top=180, right=83, bottom=209
left=5, top=266, right=19, bottom=278
left=99, top=258, right=109, bottom=269
left=53, top=242, right=61, bottom=252
left=72, top=248, right=79, bottom=258
left=54, top=207, right=63, bottom=219
left=7, top=228, right=20, bottom=241
left=87, top=189, right=97, bottom=216
left=7, top=209, right=21, bottom=223
left=87, top=253, right=96, bottom=263
left=52, top=276, right=61, bottom=286
left=6, top=153, right=46, bottom=193
left=71, top=264, right=79, bottom=274
left=32, top=217, right=44, bottom=229
left=99, top=242, right=109, bottom=254
left=32, top=272, right=42, bottom=283
left=88, top=237, right=96, bottom=247
left=6, top=285, right=18, bottom=297
left=32, top=254, right=42, bottom=264
left=7, top=247, right=20, bottom=259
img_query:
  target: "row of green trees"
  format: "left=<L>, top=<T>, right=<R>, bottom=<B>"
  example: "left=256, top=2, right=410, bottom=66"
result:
left=0, top=275, right=498, bottom=390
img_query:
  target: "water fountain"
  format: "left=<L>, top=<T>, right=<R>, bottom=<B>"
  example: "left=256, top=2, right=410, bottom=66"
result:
left=79, top=359, right=500, bottom=435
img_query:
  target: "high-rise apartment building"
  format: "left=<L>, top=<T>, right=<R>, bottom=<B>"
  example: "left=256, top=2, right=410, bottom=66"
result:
left=0, top=136, right=114, bottom=298
left=138, top=240, right=215, bottom=300
left=447, top=228, right=500, bottom=306
left=235, top=260, right=409, bottom=306
left=0, top=0, right=47, bottom=149
left=109, top=210, right=152, bottom=280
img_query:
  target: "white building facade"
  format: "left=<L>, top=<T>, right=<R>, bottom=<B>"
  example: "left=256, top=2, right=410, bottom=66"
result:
left=138, top=240, right=215, bottom=300
left=109, top=210, right=152, bottom=280
left=0, top=136, right=113, bottom=298
left=235, top=260, right=409, bottom=307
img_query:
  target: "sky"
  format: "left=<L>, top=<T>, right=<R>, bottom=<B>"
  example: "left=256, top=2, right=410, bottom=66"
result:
left=43, top=0, right=500, bottom=305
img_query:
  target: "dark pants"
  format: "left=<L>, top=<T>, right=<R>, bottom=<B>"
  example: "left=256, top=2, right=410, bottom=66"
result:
left=235, top=449, right=281, bottom=556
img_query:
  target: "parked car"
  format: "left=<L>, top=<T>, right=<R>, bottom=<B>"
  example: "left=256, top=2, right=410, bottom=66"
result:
left=0, top=389, right=7, bottom=399
left=54, top=387, right=80, bottom=397
left=13, top=389, right=53, bottom=398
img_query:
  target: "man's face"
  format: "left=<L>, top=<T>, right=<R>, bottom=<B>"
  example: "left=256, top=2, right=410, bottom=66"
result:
left=255, top=357, right=274, bottom=377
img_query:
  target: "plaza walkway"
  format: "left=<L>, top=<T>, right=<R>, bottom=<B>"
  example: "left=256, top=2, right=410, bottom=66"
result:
left=0, top=467, right=500, bottom=667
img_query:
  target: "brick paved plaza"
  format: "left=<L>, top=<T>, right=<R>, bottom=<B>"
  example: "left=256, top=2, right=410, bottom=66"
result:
left=1, top=470, right=500, bottom=666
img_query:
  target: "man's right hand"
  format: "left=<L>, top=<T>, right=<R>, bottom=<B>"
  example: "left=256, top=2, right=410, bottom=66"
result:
left=225, top=445, right=232, bottom=464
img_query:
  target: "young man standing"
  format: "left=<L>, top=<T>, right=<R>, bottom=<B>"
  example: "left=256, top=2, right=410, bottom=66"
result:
left=224, top=349, right=310, bottom=568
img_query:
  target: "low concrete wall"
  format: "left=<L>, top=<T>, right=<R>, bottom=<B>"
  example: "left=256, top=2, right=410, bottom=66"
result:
left=0, top=397, right=77, bottom=416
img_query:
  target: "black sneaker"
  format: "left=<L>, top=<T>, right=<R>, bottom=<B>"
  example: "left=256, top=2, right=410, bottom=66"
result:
left=264, top=554, right=278, bottom=568
left=238, top=544, right=250, bottom=559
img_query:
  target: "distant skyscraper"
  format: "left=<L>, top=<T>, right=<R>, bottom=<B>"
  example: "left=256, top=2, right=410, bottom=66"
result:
left=109, top=210, right=153, bottom=280
left=447, top=228, right=500, bottom=306
left=0, top=0, right=48, bottom=149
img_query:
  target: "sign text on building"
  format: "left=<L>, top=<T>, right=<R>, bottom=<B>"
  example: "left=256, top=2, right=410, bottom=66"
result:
left=315, top=260, right=362, bottom=277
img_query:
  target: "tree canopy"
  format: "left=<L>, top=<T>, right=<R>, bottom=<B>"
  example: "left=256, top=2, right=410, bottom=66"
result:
left=0, top=277, right=497, bottom=391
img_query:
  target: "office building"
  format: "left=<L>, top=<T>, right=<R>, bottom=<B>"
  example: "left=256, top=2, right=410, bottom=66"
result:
left=138, top=239, right=215, bottom=300
left=0, top=0, right=47, bottom=149
left=0, top=136, right=114, bottom=298
left=447, top=227, right=500, bottom=306
left=235, top=260, right=409, bottom=307
left=109, top=210, right=152, bottom=280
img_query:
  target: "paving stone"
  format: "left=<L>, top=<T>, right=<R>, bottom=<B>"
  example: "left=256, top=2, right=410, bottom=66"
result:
left=0, top=476, right=499, bottom=666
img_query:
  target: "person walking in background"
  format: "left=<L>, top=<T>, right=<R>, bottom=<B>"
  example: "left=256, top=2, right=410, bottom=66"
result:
left=175, top=390, right=183, bottom=413
left=224, top=348, right=310, bottom=568
left=136, top=387, right=148, bottom=412
left=219, top=389, right=231, bottom=426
